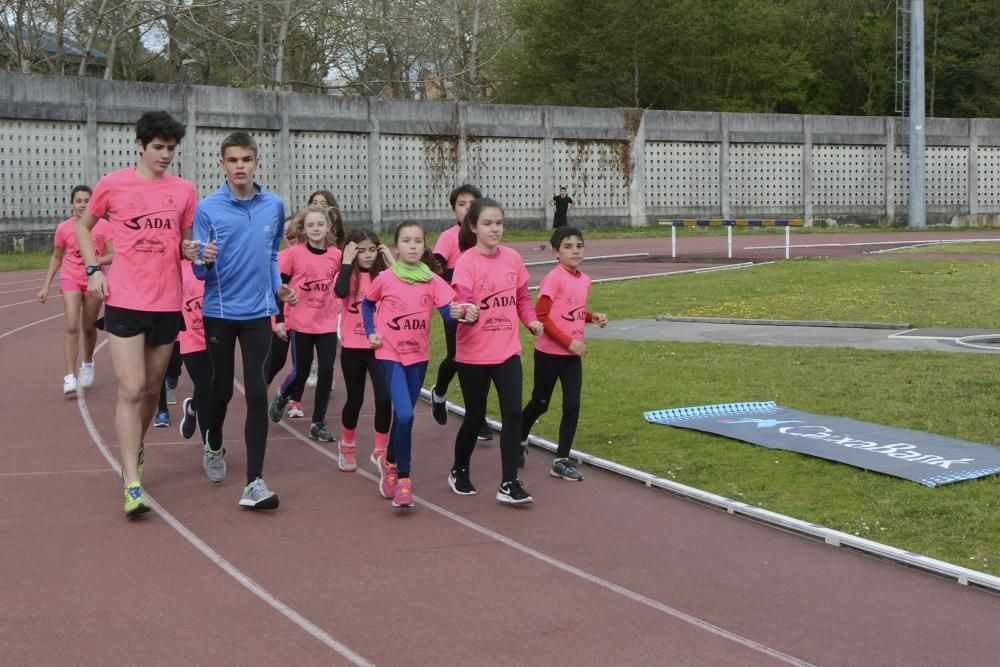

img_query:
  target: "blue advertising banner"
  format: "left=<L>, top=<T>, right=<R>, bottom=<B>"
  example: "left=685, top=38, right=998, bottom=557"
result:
left=644, top=402, right=1000, bottom=487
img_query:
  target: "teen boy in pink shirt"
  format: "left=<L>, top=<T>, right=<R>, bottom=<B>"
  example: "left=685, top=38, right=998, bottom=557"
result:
left=76, top=111, right=207, bottom=516
left=520, top=227, right=608, bottom=481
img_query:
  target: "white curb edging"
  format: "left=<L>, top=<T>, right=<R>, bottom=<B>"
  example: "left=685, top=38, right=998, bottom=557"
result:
left=421, top=389, right=1000, bottom=594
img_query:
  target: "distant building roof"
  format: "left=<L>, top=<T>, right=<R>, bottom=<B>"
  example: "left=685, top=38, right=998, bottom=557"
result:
left=4, top=27, right=107, bottom=61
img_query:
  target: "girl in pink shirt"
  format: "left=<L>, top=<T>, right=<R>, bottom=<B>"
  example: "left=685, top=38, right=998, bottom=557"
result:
left=520, top=227, right=608, bottom=482
left=449, top=198, right=543, bottom=506
left=268, top=205, right=343, bottom=443
left=37, top=185, right=114, bottom=394
left=333, top=228, right=395, bottom=472
left=362, top=221, right=464, bottom=509
left=177, top=259, right=214, bottom=446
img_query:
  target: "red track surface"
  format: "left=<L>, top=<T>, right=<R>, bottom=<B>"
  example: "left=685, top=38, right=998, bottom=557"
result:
left=4, top=233, right=1000, bottom=665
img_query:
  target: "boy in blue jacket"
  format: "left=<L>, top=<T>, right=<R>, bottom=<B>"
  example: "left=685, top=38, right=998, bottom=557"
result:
left=193, top=131, right=296, bottom=509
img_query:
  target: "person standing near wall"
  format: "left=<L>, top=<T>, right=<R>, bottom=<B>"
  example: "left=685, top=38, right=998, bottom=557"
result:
left=549, top=186, right=574, bottom=228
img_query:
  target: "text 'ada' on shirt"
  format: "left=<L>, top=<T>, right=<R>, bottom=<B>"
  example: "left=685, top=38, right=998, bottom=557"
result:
left=87, top=168, right=197, bottom=312
left=366, top=271, right=454, bottom=365
left=282, top=244, right=343, bottom=335
left=535, top=264, right=592, bottom=356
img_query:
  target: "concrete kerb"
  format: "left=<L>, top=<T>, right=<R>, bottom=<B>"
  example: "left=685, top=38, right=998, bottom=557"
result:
left=656, top=315, right=912, bottom=330
left=418, top=387, right=1000, bottom=595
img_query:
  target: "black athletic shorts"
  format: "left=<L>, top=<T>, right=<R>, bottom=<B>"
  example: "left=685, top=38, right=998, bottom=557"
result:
left=98, top=305, right=185, bottom=347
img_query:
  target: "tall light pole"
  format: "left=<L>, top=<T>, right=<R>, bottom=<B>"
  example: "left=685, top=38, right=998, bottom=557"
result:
left=908, top=0, right=926, bottom=228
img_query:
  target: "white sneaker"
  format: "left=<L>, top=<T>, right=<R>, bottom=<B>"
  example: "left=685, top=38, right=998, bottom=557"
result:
left=78, top=362, right=95, bottom=388
left=63, top=374, right=77, bottom=394
left=306, top=362, right=318, bottom=387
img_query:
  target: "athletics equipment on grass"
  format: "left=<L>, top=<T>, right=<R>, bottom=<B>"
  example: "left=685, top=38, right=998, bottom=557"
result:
left=644, top=402, right=1000, bottom=487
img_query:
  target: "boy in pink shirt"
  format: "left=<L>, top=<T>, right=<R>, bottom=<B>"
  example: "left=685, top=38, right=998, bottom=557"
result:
left=520, top=227, right=608, bottom=481
left=75, top=111, right=206, bottom=516
left=37, top=185, right=113, bottom=394
left=363, top=221, right=465, bottom=509
left=448, top=198, right=543, bottom=506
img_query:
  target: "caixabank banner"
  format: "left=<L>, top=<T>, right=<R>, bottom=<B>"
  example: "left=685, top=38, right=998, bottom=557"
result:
left=644, top=402, right=1000, bottom=487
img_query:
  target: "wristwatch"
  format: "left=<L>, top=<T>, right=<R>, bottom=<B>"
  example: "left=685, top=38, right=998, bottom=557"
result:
left=85, top=264, right=101, bottom=277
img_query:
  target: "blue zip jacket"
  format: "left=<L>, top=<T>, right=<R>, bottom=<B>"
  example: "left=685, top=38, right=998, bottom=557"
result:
left=193, top=182, right=285, bottom=320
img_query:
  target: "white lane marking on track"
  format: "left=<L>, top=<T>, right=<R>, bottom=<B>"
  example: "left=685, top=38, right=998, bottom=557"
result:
left=0, top=285, right=56, bottom=295
left=0, top=313, right=63, bottom=339
left=254, top=383, right=814, bottom=667
left=74, top=344, right=373, bottom=667
left=0, top=275, right=47, bottom=287
left=0, top=296, right=61, bottom=309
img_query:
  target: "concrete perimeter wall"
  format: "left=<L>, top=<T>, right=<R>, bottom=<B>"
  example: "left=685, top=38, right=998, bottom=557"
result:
left=4, top=73, right=1000, bottom=250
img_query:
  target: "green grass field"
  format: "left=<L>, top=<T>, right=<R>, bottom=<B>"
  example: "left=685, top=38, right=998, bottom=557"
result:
left=430, top=255, right=1000, bottom=576
left=900, top=241, right=1000, bottom=255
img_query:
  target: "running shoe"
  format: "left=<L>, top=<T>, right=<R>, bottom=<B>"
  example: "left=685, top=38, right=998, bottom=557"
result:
left=430, top=386, right=448, bottom=425
left=306, top=362, right=318, bottom=387
left=78, top=362, right=95, bottom=388
left=203, top=440, right=226, bottom=483
left=338, top=441, right=357, bottom=472
left=164, top=385, right=177, bottom=405
left=392, top=478, right=414, bottom=508
left=180, top=397, right=197, bottom=439
left=63, top=374, right=77, bottom=395
left=268, top=392, right=289, bottom=422
left=496, top=479, right=533, bottom=505
left=154, top=410, right=170, bottom=428
left=124, top=483, right=150, bottom=516
left=286, top=400, right=305, bottom=419
left=448, top=467, right=477, bottom=496
left=239, top=478, right=279, bottom=510
left=309, top=422, right=335, bottom=442
left=550, top=458, right=584, bottom=481
left=379, top=458, right=398, bottom=499
left=518, top=441, right=528, bottom=468
left=370, top=447, right=387, bottom=466
left=477, top=421, right=493, bottom=441
left=165, top=375, right=179, bottom=390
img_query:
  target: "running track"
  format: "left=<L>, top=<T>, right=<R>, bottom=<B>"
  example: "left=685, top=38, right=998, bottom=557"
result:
left=3, top=231, right=1000, bottom=665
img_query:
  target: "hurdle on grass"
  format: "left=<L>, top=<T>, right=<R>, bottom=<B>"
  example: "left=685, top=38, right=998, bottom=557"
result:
left=657, top=219, right=804, bottom=259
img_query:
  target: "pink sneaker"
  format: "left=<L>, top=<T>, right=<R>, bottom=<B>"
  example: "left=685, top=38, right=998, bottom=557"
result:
left=392, top=477, right=413, bottom=508
left=338, top=441, right=357, bottom=472
left=286, top=401, right=305, bottom=418
left=379, top=458, right=398, bottom=499
left=369, top=447, right=387, bottom=466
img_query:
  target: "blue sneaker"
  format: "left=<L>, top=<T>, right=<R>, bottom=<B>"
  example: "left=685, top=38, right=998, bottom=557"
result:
left=154, top=410, right=169, bottom=428
left=179, top=397, right=197, bottom=439
left=165, top=375, right=179, bottom=390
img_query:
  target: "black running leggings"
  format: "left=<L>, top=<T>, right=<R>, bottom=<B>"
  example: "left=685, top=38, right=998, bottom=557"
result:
left=265, top=332, right=290, bottom=384
left=340, top=346, right=391, bottom=433
left=202, top=316, right=272, bottom=484
left=454, top=355, right=523, bottom=483
left=157, top=342, right=183, bottom=412
left=279, top=330, right=337, bottom=424
left=182, top=349, right=213, bottom=443
left=521, top=350, right=582, bottom=459
left=433, top=318, right=458, bottom=395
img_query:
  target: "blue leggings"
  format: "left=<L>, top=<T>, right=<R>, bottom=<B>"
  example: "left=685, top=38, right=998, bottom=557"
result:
left=378, top=359, right=427, bottom=477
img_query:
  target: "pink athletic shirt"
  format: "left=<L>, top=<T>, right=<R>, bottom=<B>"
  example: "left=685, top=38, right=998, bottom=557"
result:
left=432, top=223, right=462, bottom=269
left=535, top=265, right=592, bottom=356
left=338, top=270, right=374, bottom=350
left=367, top=271, right=455, bottom=365
left=87, top=168, right=197, bottom=312
left=178, top=260, right=206, bottom=354
left=452, top=246, right=537, bottom=365
left=55, top=217, right=111, bottom=286
left=282, top=243, right=342, bottom=334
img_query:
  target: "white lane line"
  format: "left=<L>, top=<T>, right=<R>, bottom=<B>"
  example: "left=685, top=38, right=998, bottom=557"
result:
left=0, top=468, right=110, bottom=478
left=0, top=275, right=47, bottom=287
left=524, top=252, right=650, bottom=267
left=256, top=383, right=813, bottom=667
left=0, top=285, right=55, bottom=295
left=75, top=344, right=373, bottom=666
left=0, top=313, right=63, bottom=339
left=0, top=296, right=61, bottom=309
